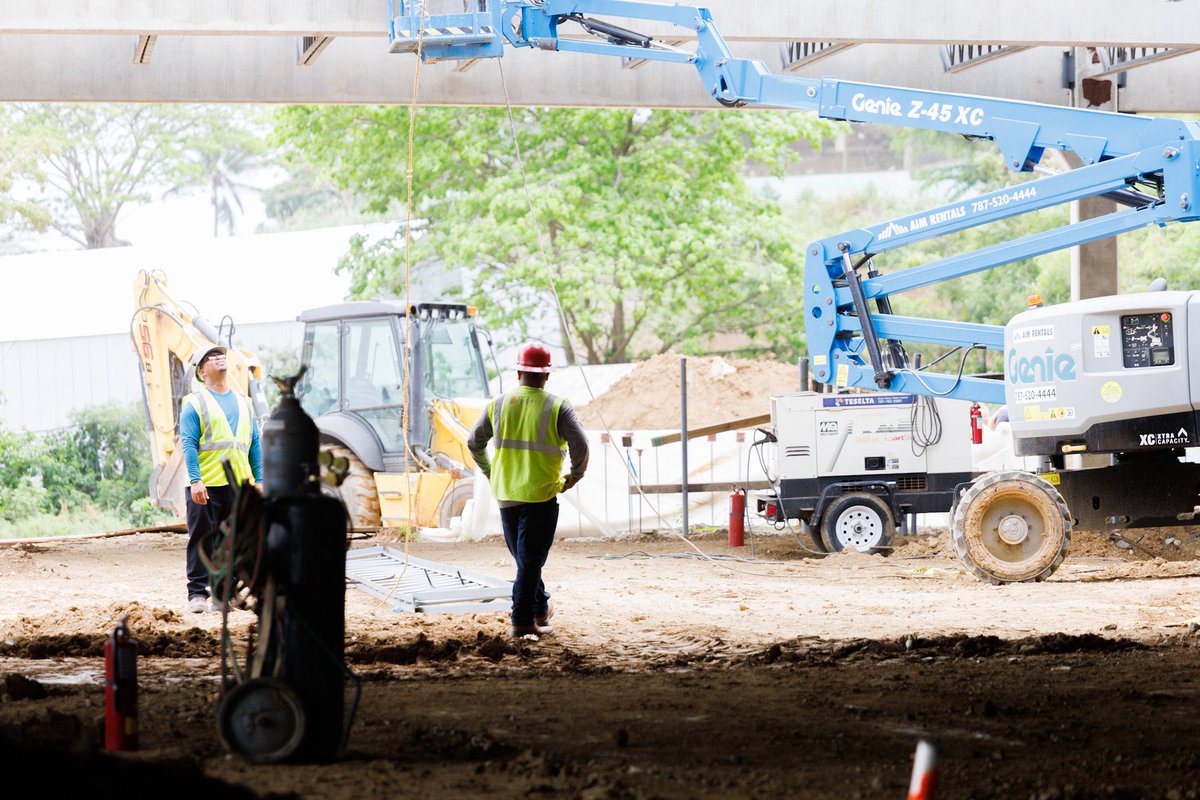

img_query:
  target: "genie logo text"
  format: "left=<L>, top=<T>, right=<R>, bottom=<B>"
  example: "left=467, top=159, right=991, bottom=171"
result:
left=1008, top=348, right=1076, bottom=385
left=849, top=93, right=986, bottom=127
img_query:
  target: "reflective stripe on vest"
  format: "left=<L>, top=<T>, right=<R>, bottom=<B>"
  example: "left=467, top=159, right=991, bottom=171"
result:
left=488, top=388, right=567, bottom=503
left=186, top=389, right=253, bottom=487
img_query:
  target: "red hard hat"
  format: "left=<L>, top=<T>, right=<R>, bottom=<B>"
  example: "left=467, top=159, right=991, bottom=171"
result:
left=516, top=342, right=553, bottom=373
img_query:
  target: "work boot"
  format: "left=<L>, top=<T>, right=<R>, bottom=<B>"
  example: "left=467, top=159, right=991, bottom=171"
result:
left=534, top=602, right=554, bottom=627
left=510, top=623, right=555, bottom=638
left=187, top=595, right=209, bottom=614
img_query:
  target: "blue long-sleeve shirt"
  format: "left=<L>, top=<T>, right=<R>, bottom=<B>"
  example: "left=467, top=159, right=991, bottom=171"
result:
left=180, top=389, right=263, bottom=484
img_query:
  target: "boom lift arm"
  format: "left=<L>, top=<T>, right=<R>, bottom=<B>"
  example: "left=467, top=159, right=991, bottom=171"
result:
left=389, top=0, right=1200, bottom=403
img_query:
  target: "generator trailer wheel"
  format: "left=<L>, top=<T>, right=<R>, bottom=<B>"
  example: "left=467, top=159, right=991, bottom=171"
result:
left=819, top=492, right=895, bottom=556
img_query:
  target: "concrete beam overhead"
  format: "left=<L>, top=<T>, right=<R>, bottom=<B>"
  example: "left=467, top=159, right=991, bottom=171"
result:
left=2, top=35, right=1195, bottom=115
left=3, top=1, right=1200, bottom=46
left=0, top=3, right=1197, bottom=110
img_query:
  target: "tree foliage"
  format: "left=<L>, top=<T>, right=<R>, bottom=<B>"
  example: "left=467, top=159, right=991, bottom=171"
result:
left=0, top=425, right=44, bottom=522
left=274, top=106, right=842, bottom=363
left=0, top=403, right=154, bottom=523
left=0, top=104, right=266, bottom=248
left=40, top=402, right=155, bottom=513
left=174, top=109, right=271, bottom=238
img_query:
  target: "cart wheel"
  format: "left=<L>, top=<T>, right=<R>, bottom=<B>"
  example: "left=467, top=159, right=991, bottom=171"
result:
left=951, top=470, right=1071, bottom=584
left=218, top=678, right=306, bottom=763
left=819, top=492, right=895, bottom=556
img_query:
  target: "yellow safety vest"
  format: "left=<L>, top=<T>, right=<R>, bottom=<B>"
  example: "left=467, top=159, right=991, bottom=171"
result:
left=489, top=387, right=568, bottom=503
left=185, top=389, right=254, bottom=487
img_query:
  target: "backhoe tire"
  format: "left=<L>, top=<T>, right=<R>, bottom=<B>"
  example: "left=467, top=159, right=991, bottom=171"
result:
left=437, top=480, right=475, bottom=529
left=819, top=492, right=895, bottom=556
left=324, top=444, right=381, bottom=530
left=951, top=470, right=1071, bottom=585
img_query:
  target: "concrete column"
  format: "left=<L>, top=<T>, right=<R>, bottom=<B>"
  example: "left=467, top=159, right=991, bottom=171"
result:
left=1069, top=47, right=1119, bottom=301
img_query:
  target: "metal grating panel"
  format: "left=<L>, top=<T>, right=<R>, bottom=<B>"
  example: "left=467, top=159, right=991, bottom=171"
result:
left=896, top=476, right=928, bottom=492
left=346, top=545, right=512, bottom=614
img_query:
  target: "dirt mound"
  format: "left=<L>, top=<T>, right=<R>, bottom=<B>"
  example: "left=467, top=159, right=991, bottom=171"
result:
left=574, top=353, right=804, bottom=430
left=0, top=601, right=227, bottom=658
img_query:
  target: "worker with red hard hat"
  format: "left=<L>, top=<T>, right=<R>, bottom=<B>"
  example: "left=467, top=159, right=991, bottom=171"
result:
left=467, top=342, right=589, bottom=638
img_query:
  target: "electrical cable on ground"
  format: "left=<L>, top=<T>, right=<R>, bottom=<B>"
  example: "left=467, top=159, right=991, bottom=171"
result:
left=588, top=551, right=795, bottom=566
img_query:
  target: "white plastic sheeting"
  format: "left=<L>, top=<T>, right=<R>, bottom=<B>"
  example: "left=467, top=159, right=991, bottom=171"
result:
left=455, top=427, right=774, bottom=539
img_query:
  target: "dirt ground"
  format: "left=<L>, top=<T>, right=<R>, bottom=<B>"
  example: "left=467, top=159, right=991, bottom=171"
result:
left=2, top=525, right=1200, bottom=798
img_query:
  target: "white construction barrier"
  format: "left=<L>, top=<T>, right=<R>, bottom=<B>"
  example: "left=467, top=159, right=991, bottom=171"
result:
left=451, top=427, right=774, bottom=539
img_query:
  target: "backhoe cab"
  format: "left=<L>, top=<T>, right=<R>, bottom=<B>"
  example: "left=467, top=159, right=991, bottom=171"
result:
left=295, top=300, right=493, bottom=530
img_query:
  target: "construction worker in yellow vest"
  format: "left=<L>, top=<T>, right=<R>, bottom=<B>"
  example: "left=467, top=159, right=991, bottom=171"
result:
left=467, top=342, right=589, bottom=638
left=180, top=345, right=263, bottom=613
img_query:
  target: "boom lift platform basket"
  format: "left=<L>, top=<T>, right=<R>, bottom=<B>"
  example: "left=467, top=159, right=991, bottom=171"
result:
left=387, top=0, right=504, bottom=61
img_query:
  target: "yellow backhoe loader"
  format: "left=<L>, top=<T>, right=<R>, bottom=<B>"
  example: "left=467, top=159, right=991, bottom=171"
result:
left=294, top=300, right=494, bottom=530
left=134, top=273, right=494, bottom=529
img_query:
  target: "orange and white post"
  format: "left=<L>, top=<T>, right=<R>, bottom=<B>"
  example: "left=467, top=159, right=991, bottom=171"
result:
left=907, top=740, right=939, bottom=800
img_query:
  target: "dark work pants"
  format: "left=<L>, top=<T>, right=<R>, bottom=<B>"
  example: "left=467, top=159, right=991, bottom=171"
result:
left=185, top=484, right=233, bottom=599
left=499, top=499, right=558, bottom=626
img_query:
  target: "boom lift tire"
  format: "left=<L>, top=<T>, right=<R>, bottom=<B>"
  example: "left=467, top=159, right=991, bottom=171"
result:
left=324, top=444, right=381, bottom=529
left=819, top=492, right=895, bottom=556
left=951, top=470, right=1071, bottom=585
left=436, top=480, right=475, bottom=529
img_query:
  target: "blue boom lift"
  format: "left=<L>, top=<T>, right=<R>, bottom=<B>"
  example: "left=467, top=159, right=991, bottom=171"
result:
left=386, top=1, right=1200, bottom=584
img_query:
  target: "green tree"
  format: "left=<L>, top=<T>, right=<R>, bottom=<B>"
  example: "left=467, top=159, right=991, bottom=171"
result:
left=0, top=135, right=48, bottom=234
left=0, top=104, right=262, bottom=248
left=0, top=424, right=45, bottom=522
left=274, top=106, right=842, bottom=363
left=258, top=161, right=382, bottom=234
left=40, top=402, right=154, bottom=513
left=181, top=110, right=271, bottom=238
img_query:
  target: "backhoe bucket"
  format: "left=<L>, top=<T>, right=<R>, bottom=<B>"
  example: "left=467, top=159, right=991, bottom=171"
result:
left=387, top=0, right=504, bottom=62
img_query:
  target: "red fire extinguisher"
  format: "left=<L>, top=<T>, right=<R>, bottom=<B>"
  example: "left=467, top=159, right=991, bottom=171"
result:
left=104, top=616, right=139, bottom=751
left=729, top=489, right=746, bottom=548
left=969, top=403, right=983, bottom=445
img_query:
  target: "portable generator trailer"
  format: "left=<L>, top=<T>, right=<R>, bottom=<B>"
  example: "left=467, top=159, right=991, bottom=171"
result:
left=755, top=391, right=976, bottom=555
